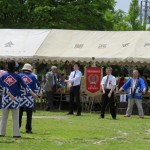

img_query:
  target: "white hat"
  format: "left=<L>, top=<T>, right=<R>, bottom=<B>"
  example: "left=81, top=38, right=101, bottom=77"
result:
left=51, top=66, right=57, bottom=70
left=22, top=63, right=32, bottom=72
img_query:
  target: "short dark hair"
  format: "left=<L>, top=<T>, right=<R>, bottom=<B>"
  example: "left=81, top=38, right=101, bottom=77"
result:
left=74, top=62, right=80, bottom=68
left=106, top=67, right=112, bottom=71
left=7, top=60, right=16, bottom=73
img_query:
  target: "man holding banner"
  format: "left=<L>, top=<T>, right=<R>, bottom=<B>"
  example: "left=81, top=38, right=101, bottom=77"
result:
left=100, top=67, right=117, bottom=120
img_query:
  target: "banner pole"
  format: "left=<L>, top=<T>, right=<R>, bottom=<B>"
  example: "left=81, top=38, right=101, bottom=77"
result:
left=90, top=95, right=95, bottom=113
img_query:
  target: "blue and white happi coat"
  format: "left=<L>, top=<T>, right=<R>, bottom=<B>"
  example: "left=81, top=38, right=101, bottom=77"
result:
left=0, top=73, right=30, bottom=109
left=2, top=94, right=21, bottom=109
left=19, top=73, right=41, bottom=108
left=122, top=77, right=146, bottom=100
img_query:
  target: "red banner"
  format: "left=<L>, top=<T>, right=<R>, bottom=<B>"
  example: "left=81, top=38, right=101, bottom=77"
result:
left=85, top=67, right=102, bottom=94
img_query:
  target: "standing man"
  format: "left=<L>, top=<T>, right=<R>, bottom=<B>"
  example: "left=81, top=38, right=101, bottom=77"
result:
left=44, top=66, right=58, bottom=111
left=19, top=63, right=41, bottom=133
left=119, top=69, right=146, bottom=118
left=100, top=67, right=117, bottom=120
left=65, top=62, right=82, bottom=116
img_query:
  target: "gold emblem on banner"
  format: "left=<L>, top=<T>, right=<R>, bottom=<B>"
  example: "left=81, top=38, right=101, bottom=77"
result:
left=88, top=74, right=99, bottom=85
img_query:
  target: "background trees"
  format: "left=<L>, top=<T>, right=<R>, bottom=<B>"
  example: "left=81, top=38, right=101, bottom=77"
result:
left=127, top=0, right=143, bottom=30
left=0, top=0, right=115, bottom=30
left=0, top=0, right=146, bottom=31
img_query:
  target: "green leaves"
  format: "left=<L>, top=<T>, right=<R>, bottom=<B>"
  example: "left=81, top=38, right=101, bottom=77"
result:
left=0, top=0, right=115, bottom=30
left=127, top=0, right=143, bottom=30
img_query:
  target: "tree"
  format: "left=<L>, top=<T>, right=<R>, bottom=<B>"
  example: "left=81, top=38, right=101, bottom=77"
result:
left=127, top=0, right=143, bottom=30
left=113, top=9, right=131, bottom=31
left=0, top=0, right=116, bottom=30
left=0, top=0, right=30, bottom=28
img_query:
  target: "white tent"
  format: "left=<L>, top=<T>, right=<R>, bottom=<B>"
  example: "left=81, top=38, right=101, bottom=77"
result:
left=0, top=29, right=150, bottom=65
left=0, top=29, right=49, bottom=62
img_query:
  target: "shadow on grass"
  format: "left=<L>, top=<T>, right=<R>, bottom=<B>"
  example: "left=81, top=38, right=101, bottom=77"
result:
left=20, top=137, right=35, bottom=140
left=0, top=136, right=21, bottom=144
left=141, top=117, right=150, bottom=120
left=0, top=140, right=15, bottom=144
left=20, top=131, right=48, bottom=136
left=0, top=135, right=35, bottom=140
left=98, top=118, right=120, bottom=120
left=131, top=116, right=150, bottom=120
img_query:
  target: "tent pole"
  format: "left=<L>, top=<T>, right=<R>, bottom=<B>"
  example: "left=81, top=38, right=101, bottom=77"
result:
left=91, top=57, right=96, bottom=67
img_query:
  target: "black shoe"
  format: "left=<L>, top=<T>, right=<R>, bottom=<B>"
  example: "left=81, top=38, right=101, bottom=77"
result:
left=26, top=130, right=33, bottom=134
left=100, top=114, right=104, bottom=118
left=76, top=114, right=81, bottom=116
left=67, top=112, right=73, bottom=115
left=99, top=116, right=104, bottom=119
left=100, top=114, right=104, bottom=119
left=45, top=107, right=50, bottom=111
left=13, top=136, right=21, bottom=138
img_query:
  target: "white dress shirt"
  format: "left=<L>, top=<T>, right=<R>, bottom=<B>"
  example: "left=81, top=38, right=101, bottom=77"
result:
left=101, top=74, right=116, bottom=89
left=68, top=70, right=82, bottom=86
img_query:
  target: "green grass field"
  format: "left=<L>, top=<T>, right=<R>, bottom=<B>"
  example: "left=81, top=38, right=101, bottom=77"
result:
left=0, top=111, right=150, bottom=150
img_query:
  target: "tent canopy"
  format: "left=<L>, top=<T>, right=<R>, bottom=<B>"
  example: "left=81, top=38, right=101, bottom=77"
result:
left=0, top=29, right=150, bottom=65
left=0, top=29, right=49, bottom=62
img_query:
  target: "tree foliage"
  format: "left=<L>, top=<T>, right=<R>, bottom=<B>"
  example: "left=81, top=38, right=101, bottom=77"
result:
left=0, top=0, right=146, bottom=31
left=127, top=0, right=143, bottom=30
left=113, top=0, right=146, bottom=31
left=0, top=0, right=116, bottom=30
left=113, top=9, right=131, bottom=31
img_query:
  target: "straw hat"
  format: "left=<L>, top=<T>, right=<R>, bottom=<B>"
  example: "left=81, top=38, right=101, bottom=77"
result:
left=22, top=63, right=32, bottom=72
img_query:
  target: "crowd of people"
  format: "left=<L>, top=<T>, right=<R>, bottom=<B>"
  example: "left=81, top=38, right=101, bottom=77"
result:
left=0, top=60, right=149, bottom=138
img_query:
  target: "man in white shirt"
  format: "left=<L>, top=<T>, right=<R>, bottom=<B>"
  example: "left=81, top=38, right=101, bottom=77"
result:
left=100, top=67, right=117, bottom=120
left=65, top=62, right=82, bottom=116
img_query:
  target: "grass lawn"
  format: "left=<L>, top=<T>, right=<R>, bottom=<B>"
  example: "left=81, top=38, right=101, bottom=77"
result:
left=0, top=110, right=150, bottom=150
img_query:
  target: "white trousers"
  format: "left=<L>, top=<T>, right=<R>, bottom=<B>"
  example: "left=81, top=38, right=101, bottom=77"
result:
left=0, top=109, right=20, bottom=136
left=126, top=98, right=144, bottom=117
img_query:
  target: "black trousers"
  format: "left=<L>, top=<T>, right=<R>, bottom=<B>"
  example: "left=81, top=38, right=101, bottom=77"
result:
left=101, top=89, right=116, bottom=118
left=46, top=91, right=55, bottom=109
left=45, top=86, right=56, bottom=110
left=69, top=85, right=82, bottom=114
left=19, top=107, right=33, bottom=131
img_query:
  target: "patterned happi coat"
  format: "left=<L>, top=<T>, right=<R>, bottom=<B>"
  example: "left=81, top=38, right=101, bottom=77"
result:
left=122, top=77, right=146, bottom=100
left=0, top=73, right=30, bottom=109
left=19, top=73, right=41, bottom=108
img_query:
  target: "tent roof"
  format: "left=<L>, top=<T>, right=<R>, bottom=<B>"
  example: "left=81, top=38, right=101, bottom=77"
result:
left=0, top=29, right=49, bottom=62
left=0, top=29, right=150, bottom=65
